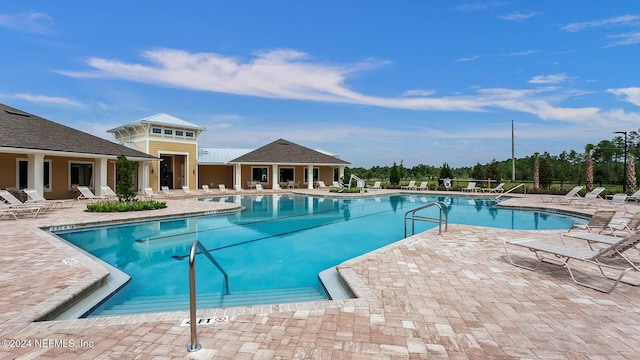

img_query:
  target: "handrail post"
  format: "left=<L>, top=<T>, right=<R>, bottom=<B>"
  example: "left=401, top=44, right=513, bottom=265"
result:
left=187, top=240, right=201, bottom=352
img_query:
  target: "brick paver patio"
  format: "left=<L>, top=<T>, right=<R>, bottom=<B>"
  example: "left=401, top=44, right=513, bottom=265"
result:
left=1, top=190, right=639, bottom=359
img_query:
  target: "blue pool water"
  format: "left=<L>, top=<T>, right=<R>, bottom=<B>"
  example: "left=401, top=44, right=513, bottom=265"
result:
left=55, top=194, right=582, bottom=316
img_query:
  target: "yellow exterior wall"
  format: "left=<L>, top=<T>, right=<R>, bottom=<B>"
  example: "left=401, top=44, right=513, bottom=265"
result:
left=0, top=153, right=18, bottom=190
left=147, top=140, right=197, bottom=190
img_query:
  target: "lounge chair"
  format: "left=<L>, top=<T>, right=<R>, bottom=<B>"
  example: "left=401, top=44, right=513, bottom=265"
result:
left=627, top=189, right=640, bottom=202
left=416, top=182, right=429, bottom=191
left=317, top=181, right=328, bottom=190
left=23, top=188, right=69, bottom=209
left=0, top=202, right=19, bottom=220
left=143, top=187, right=157, bottom=199
left=573, top=187, right=606, bottom=207
left=609, top=212, right=640, bottom=234
left=600, top=193, right=627, bottom=210
left=0, top=190, right=46, bottom=218
left=569, top=210, right=616, bottom=234
left=182, top=186, right=192, bottom=195
left=401, top=181, right=416, bottom=190
left=100, top=186, right=118, bottom=199
left=461, top=182, right=477, bottom=192
left=234, top=184, right=244, bottom=192
left=161, top=186, right=174, bottom=196
left=483, top=183, right=505, bottom=193
left=255, top=183, right=264, bottom=191
left=330, top=181, right=343, bottom=190
left=542, top=186, right=584, bottom=204
left=202, top=185, right=213, bottom=194
left=503, top=232, right=640, bottom=293
left=368, top=181, right=382, bottom=190
left=218, top=184, right=228, bottom=192
left=273, top=183, right=282, bottom=191
left=75, top=186, right=106, bottom=203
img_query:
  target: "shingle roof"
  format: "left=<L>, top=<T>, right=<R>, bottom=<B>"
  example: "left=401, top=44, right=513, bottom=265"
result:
left=0, top=103, right=156, bottom=159
left=230, top=139, right=350, bottom=165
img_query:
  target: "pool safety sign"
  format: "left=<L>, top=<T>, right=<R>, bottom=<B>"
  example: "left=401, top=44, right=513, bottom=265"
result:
left=181, top=316, right=229, bottom=326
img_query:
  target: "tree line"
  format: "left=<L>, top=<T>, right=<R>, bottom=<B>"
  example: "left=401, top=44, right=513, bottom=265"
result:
left=346, top=131, right=640, bottom=189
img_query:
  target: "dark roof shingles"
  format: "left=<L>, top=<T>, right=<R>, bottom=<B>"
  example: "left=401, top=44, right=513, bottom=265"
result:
left=0, top=103, right=155, bottom=159
left=231, top=138, right=350, bottom=165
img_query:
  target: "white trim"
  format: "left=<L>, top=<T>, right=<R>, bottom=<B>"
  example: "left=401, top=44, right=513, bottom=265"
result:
left=68, top=160, right=95, bottom=190
left=15, top=158, right=52, bottom=192
left=250, top=166, right=269, bottom=183
left=0, top=146, right=155, bottom=161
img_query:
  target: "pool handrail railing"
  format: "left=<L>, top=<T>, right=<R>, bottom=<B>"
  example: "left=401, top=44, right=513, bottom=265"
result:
left=187, top=239, right=230, bottom=352
left=404, top=201, right=449, bottom=237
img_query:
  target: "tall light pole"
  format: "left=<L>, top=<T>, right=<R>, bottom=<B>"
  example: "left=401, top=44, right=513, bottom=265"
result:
left=614, top=131, right=628, bottom=192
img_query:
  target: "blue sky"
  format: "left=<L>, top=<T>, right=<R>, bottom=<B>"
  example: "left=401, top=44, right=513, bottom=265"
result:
left=1, top=1, right=639, bottom=168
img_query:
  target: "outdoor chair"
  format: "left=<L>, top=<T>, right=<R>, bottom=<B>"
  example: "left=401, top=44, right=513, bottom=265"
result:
left=573, top=187, right=606, bottom=207
left=75, top=186, right=106, bottom=203
left=255, top=183, right=264, bottom=191
left=101, top=186, right=118, bottom=199
left=368, top=181, right=382, bottom=190
left=401, top=180, right=416, bottom=190
left=23, top=188, right=69, bottom=209
left=627, top=189, right=640, bottom=202
left=503, top=232, right=640, bottom=293
left=483, top=183, right=505, bottom=193
left=600, top=193, right=628, bottom=210
left=609, top=212, right=640, bottom=235
left=144, top=187, right=158, bottom=199
left=568, top=210, right=616, bottom=234
left=541, top=186, right=583, bottom=204
left=416, top=181, right=429, bottom=191
left=273, top=183, right=282, bottom=191
left=161, top=186, right=174, bottom=196
left=461, top=182, right=477, bottom=192
left=0, top=191, right=46, bottom=218
left=202, top=185, right=213, bottom=194
left=182, top=186, right=192, bottom=195
left=218, top=184, right=228, bottom=192
left=317, top=181, right=328, bottom=190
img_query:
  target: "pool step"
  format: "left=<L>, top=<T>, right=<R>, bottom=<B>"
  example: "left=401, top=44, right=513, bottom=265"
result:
left=95, top=286, right=325, bottom=317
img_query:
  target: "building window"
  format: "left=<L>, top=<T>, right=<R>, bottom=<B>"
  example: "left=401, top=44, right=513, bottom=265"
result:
left=279, top=168, right=294, bottom=182
left=70, top=162, right=94, bottom=188
left=304, top=168, right=319, bottom=183
left=164, top=129, right=173, bottom=135
left=17, top=159, right=52, bottom=191
left=252, top=167, right=268, bottom=182
left=175, top=130, right=184, bottom=136
left=185, top=131, right=194, bottom=137
left=152, top=128, right=162, bottom=134
left=333, top=167, right=339, bottom=182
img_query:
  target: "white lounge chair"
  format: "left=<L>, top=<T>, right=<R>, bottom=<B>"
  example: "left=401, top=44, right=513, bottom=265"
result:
left=161, top=186, right=174, bottom=196
left=182, top=186, right=192, bottom=195
left=218, top=184, right=228, bottom=192
left=504, top=232, right=640, bottom=293
left=600, top=193, right=628, bottom=210
left=273, top=183, right=282, bottom=191
left=255, top=183, right=264, bottom=191
left=144, top=187, right=158, bottom=199
left=416, top=181, right=429, bottom=191
left=23, top=188, right=69, bottom=209
left=401, top=181, right=416, bottom=190
left=75, top=186, right=107, bottom=203
left=568, top=210, right=616, bottom=233
left=541, top=186, right=583, bottom=204
left=202, top=185, right=213, bottom=194
left=0, top=190, right=46, bottom=218
left=483, top=183, right=504, bottom=193
left=627, top=189, right=640, bottom=202
left=317, top=181, right=328, bottom=190
left=461, top=182, right=477, bottom=192
left=234, top=184, right=244, bottom=192
left=330, top=181, right=343, bottom=190
left=368, top=181, right=382, bottom=190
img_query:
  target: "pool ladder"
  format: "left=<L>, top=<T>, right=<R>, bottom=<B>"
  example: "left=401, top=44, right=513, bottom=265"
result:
left=187, top=240, right=230, bottom=352
left=404, top=201, right=449, bottom=237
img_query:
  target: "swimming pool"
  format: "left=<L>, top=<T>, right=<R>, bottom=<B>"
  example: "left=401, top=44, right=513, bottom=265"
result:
left=55, top=194, right=582, bottom=317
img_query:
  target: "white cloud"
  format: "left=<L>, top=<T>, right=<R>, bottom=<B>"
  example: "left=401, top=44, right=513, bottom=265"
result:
left=607, top=87, right=640, bottom=106
left=498, top=11, right=538, bottom=21
left=0, top=11, right=54, bottom=35
left=13, top=93, right=81, bottom=106
left=60, top=48, right=632, bottom=126
left=604, top=32, right=640, bottom=47
left=528, top=73, right=568, bottom=84
left=561, top=14, right=640, bottom=32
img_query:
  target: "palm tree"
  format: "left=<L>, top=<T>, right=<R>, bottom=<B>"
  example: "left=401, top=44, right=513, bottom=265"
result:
left=627, top=153, right=637, bottom=192
left=533, top=152, right=540, bottom=190
left=585, top=144, right=595, bottom=191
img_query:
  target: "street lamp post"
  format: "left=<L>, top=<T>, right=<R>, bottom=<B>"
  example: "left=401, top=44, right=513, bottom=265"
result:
left=614, top=131, right=628, bottom=193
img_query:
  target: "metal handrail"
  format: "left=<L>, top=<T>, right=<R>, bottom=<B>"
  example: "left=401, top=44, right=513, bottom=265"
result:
left=187, top=239, right=230, bottom=352
left=404, top=201, right=448, bottom=237
left=495, top=183, right=527, bottom=200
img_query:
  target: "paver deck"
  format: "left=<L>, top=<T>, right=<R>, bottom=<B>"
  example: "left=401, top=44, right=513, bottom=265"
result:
left=1, top=190, right=639, bottom=359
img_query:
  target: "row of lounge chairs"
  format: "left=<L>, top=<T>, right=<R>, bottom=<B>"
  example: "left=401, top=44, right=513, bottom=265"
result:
left=504, top=209, right=640, bottom=293
left=0, top=188, right=75, bottom=220
left=542, top=186, right=640, bottom=210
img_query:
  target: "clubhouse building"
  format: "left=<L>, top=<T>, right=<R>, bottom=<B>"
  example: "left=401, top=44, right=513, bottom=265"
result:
left=0, top=103, right=350, bottom=199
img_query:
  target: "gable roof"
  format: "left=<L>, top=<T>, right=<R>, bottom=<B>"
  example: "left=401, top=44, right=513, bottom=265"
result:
left=0, top=103, right=156, bottom=160
left=230, top=139, right=350, bottom=165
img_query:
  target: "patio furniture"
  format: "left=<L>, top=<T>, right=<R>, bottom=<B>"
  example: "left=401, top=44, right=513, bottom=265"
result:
left=416, top=182, right=429, bottom=191
left=503, top=232, right=640, bottom=293
left=401, top=181, right=416, bottom=190
left=218, top=184, right=228, bottom=192
left=75, top=186, right=107, bottom=203
left=202, top=185, right=213, bottom=194
left=461, top=182, right=477, bottom=192
left=23, top=188, right=70, bottom=209
left=144, top=187, right=158, bottom=199
left=541, top=186, right=584, bottom=204
left=161, top=186, right=174, bottom=196
left=483, top=183, right=505, bottom=193
left=569, top=210, right=616, bottom=234
left=101, top=186, right=118, bottom=199
left=368, top=181, right=382, bottom=190
left=600, top=193, right=627, bottom=210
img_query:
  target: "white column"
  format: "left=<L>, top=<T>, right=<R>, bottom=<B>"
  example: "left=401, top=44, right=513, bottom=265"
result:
left=307, top=165, right=314, bottom=189
left=139, top=161, right=149, bottom=194
left=27, top=153, right=44, bottom=193
left=234, top=164, right=242, bottom=190
left=338, top=166, right=345, bottom=182
left=272, top=164, right=279, bottom=189
left=94, top=158, right=108, bottom=196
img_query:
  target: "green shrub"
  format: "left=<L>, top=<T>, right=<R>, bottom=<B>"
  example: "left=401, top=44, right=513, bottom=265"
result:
left=86, top=199, right=167, bottom=212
